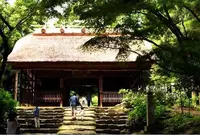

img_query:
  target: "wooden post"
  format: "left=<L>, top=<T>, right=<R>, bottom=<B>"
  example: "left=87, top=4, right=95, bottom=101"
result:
left=99, top=75, right=103, bottom=107
left=192, top=91, right=196, bottom=106
left=145, top=91, right=155, bottom=133
left=32, top=72, right=35, bottom=105
left=14, top=71, right=19, bottom=101
left=60, top=78, right=64, bottom=107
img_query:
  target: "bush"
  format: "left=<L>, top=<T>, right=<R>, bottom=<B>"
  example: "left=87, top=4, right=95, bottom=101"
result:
left=119, top=89, right=167, bottom=132
left=163, top=114, right=200, bottom=134
left=91, top=95, right=98, bottom=106
left=0, top=89, right=17, bottom=124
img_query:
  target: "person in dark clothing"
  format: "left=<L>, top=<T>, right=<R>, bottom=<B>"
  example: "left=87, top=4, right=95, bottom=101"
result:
left=86, top=93, right=91, bottom=107
left=33, top=105, right=40, bottom=128
left=69, top=93, right=79, bottom=120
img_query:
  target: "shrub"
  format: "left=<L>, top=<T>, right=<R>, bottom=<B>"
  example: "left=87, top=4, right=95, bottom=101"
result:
left=163, top=114, right=200, bottom=134
left=119, top=89, right=167, bottom=132
left=91, top=95, right=98, bottom=106
left=70, top=90, right=76, bottom=97
left=0, top=89, right=17, bottom=124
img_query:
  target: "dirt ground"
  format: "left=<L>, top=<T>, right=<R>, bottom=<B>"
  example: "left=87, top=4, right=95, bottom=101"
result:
left=173, top=107, right=200, bottom=116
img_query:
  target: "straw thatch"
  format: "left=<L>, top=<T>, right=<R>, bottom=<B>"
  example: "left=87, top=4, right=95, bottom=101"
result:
left=7, top=33, right=149, bottom=62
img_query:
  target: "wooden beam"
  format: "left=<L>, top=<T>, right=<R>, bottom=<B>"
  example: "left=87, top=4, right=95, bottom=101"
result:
left=8, top=61, right=152, bottom=70
left=99, top=75, right=103, bottom=107
left=14, top=70, right=19, bottom=100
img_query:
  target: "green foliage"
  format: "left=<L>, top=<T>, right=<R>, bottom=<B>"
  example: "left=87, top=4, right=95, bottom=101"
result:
left=51, top=0, right=200, bottom=87
left=163, top=114, right=200, bottom=134
left=0, top=88, right=17, bottom=123
left=70, top=90, right=76, bottom=97
left=119, top=89, right=167, bottom=123
left=0, top=0, right=48, bottom=85
left=151, top=86, right=177, bottom=107
left=127, top=93, right=146, bottom=121
left=91, top=95, right=98, bottom=106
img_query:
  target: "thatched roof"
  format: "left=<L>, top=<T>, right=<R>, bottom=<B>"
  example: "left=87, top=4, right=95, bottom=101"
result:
left=7, top=28, right=151, bottom=63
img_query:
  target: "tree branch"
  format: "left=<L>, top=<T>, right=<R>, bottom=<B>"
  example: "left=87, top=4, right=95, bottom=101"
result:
left=155, top=61, right=185, bottom=74
left=163, top=5, right=184, bottom=39
left=14, top=0, right=40, bottom=29
left=184, top=5, right=200, bottom=23
left=181, top=16, right=187, bottom=37
left=102, top=44, right=143, bottom=56
left=150, top=8, right=184, bottom=45
left=0, top=14, right=14, bottom=31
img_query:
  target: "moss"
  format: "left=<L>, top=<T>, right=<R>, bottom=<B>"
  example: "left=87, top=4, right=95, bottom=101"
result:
left=59, top=125, right=96, bottom=130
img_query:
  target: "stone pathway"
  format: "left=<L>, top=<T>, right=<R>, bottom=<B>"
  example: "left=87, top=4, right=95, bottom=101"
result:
left=16, top=106, right=129, bottom=134
left=57, top=107, right=96, bottom=135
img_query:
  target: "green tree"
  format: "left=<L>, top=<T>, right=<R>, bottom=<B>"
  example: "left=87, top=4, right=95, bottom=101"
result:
left=0, top=0, right=47, bottom=86
left=47, top=0, right=200, bottom=86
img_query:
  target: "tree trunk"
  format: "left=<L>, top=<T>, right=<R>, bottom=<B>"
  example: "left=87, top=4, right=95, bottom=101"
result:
left=188, top=98, right=191, bottom=115
left=0, top=30, right=10, bottom=87
left=180, top=90, right=184, bottom=114
left=0, top=55, right=8, bottom=86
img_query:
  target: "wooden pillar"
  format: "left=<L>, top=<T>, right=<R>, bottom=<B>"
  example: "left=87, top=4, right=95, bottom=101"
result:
left=145, top=91, right=155, bottom=133
left=192, top=91, right=196, bottom=105
left=32, top=72, right=35, bottom=105
left=14, top=70, right=19, bottom=101
left=60, top=78, right=64, bottom=107
left=99, top=75, right=103, bottom=107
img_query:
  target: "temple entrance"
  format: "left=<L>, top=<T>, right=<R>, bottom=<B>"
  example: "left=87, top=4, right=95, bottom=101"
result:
left=63, top=77, right=98, bottom=106
left=69, top=85, right=98, bottom=106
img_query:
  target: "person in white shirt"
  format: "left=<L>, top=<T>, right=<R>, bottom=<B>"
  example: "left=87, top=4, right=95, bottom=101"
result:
left=7, top=111, right=18, bottom=134
left=80, top=106, right=84, bottom=120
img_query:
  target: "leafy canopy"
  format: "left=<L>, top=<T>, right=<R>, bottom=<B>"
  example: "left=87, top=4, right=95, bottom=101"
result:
left=46, top=0, right=200, bottom=86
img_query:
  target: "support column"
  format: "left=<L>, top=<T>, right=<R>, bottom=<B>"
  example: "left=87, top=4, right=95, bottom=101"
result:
left=32, top=72, right=35, bottom=105
left=192, top=91, right=196, bottom=106
left=14, top=70, right=19, bottom=101
left=145, top=91, right=155, bottom=133
left=60, top=78, right=64, bottom=107
left=99, top=75, right=103, bottom=107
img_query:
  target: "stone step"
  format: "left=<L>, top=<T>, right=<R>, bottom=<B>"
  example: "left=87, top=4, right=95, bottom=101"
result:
left=17, top=107, right=63, bottom=109
left=20, top=128, right=58, bottom=133
left=64, top=108, right=96, bottom=111
left=59, top=125, right=96, bottom=131
left=64, top=113, right=95, bottom=118
left=17, top=111, right=64, bottom=114
left=17, top=109, right=64, bottom=112
left=96, top=107, right=112, bottom=109
left=16, top=108, right=65, bottom=112
left=64, top=110, right=96, bottom=114
left=17, top=113, right=64, bottom=116
left=18, top=118, right=63, bottom=123
left=57, top=129, right=96, bottom=135
left=96, top=115, right=128, bottom=119
left=96, top=128, right=120, bottom=134
left=17, top=108, right=64, bottom=111
left=18, top=115, right=94, bottom=119
left=96, top=119, right=128, bottom=124
left=18, top=115, right=63, bottom=119
left=95, top=107, right=121, bottom=110
left=63, top=116, right=94, bottom=121
left=62, top=120, right=96, bottom=126
left=96, top=112, right=127, bottom=115
left=96, top=123, right=127, bottom=130
left=19, top=123, right=62, bottom=128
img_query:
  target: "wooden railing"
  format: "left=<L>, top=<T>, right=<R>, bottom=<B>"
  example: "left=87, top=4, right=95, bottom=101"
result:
left=102, top=91, right=122, bottom=103
left=35, top=91, right=62, bottom=103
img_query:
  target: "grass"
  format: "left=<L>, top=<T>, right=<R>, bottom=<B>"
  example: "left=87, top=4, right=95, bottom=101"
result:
left=161, top=112, right=200, bottom=134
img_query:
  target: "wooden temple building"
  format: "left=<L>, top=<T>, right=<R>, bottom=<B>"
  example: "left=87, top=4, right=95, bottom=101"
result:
left=7, top=27, right=151, bottom=107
